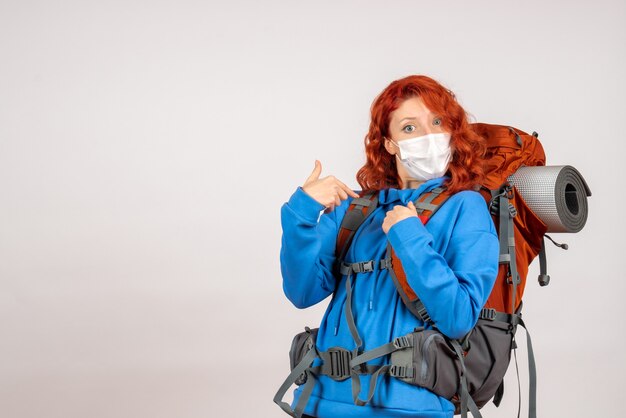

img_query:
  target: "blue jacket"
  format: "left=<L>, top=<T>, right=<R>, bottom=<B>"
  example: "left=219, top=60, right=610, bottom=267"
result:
left=280, top=176, right=499, bottom=418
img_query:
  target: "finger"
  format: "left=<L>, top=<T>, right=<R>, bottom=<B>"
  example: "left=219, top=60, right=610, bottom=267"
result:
left=334, top=195, right=341, bottom=208
left=305, top=160, right=322, bottom=184
left=336, top=188, right=349, bottom=201
left=334, top=178, right=360, bottom=199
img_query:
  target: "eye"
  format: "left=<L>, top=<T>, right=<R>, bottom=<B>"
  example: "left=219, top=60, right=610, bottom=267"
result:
left=433, top=117, right=442, bottom=126
left=402, top=125, right=416, bottom=133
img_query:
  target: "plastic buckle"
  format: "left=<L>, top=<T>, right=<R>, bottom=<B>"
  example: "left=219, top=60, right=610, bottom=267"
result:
left=393, top=335, right=411, bottom=349
left=326, top=347, right=353, bottom=381
left=355, top=260, right=375, bottom=273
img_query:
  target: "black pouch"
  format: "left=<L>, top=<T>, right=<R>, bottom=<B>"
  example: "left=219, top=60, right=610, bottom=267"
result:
left=390, top=320, right=514, bottom=410
left=462, top=318, right=515, bottom=409
left=289, top=327, right=319, bottom=385
left=391, top=328, right=461, bottom=399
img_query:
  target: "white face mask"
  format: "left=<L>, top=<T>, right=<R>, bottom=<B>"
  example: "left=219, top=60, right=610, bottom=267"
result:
left=389, top=132, right=453, bottom=181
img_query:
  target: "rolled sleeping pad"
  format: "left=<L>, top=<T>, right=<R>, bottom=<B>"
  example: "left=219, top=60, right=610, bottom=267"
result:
left=507, top=165, right=591, bottom=233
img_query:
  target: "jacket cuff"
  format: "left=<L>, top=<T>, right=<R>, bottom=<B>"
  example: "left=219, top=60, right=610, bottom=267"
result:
left=287, top=187, right=327, bottom=224
left=387, top=216, right=433, bottom=247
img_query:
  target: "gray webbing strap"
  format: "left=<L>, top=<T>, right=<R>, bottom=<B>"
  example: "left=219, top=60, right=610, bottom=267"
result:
left=347, top=334, right=413, bottom=406
left=498, top=194, right=511, bottom=264
left=498, top=191, right=519, bottom=314
left=506, top=198, right=519, bottom=314
left=414, top=201, right=438, bottom=213
left=294, top=371, right=316, bottom=418
left=450, top=340, right=483, bottom=418
left=310, top=364, right=380, bottom=379
left=351, top=364, right=391, bottom=406
left=349, top=335, right=412, bottom=370
left=273, top=344, right=319, bottom=417
left=343, top=269, right=367, bottom=406
left=414, top=186, right=444, bottom=215
left=479, top=308, right=519, bottom=325
left=344, top=271, right=362, bottom=350
left=517, top=317, right=537, bottom=418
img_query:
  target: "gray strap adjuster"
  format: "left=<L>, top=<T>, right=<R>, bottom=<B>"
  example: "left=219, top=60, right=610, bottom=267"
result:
left=393, top=335, right=412, bottom=349
left=389, top=364, right=415, bottom=379
left=479, top=308, right=497, bottom=321
left=379, top=258, right=392, bottom=270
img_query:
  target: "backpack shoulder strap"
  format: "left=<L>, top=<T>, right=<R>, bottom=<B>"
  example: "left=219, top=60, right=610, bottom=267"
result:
left=387, top=186, right=453, bottom=323
left=336, top=191, right=379, bottom=262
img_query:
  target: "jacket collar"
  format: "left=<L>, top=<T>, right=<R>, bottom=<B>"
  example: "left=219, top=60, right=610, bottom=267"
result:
left=378, top=176, right=448, bottom=205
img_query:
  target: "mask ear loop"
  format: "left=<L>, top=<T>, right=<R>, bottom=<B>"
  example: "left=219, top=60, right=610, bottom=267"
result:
left=383, top=136, right=402, bottom=159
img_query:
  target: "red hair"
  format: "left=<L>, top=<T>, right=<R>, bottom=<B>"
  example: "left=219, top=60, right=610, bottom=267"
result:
left=356, top=75, right=486, bottom=194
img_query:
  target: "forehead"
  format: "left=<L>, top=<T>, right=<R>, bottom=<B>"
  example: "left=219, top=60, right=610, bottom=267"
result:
left=390, top=96, right=435, bottom=123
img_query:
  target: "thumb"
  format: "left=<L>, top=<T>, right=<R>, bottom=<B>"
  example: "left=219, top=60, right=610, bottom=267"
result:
left=305, top=160, right=322, bottom=183
left=407, top=201, right=416, bottom=208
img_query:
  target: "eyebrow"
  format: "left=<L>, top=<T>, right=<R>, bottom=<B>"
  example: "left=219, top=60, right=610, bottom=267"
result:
left=398, top=115, right=440, bottom=124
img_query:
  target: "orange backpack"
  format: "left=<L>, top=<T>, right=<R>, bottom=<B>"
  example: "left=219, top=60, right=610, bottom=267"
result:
left=275, top=123, right=587, bottom=418
left=334, top=124, right=550, bottom=417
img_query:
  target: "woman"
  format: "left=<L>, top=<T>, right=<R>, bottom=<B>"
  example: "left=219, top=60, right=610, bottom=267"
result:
left=279, top=75, right=500, bottom=417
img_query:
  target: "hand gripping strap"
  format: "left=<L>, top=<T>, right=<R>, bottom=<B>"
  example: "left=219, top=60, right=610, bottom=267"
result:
left=387, top=187, right=452, bottom=325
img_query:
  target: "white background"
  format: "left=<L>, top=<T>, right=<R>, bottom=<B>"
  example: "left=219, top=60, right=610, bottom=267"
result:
left=0, top=1, right=623, bottom=417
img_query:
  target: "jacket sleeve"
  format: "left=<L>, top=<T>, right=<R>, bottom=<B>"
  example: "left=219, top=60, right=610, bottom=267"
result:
left=280, top=187, right=346, bottom=309
left=386, top=191, right=499, bottom=339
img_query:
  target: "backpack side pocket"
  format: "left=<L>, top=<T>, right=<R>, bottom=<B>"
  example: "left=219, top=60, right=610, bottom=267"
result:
left=289, top=327, right=319, bottom=385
